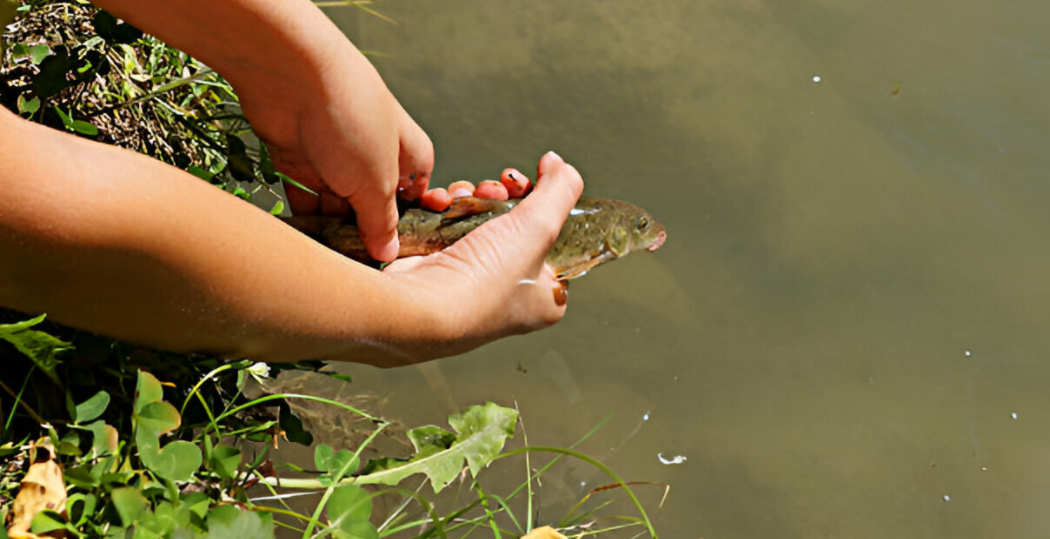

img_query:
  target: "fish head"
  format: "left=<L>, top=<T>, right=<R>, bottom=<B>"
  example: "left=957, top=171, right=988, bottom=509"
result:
left=625, top=206, right=667, bottom=254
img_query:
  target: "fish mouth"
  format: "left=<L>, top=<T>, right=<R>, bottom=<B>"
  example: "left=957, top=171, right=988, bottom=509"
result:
left=647, top=230, right=667, bottom=252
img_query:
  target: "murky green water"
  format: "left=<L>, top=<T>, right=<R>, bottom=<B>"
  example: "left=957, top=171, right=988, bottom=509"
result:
left=313, top=0, right=1050, bottom=536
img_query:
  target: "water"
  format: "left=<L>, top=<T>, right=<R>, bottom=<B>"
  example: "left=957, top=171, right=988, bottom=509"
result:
left=306, top=1, right=1050, bottom=536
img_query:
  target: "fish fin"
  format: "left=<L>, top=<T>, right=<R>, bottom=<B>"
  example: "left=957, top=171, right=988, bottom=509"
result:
left=443, top=197, right=517, bottom=219
left=555, top=251, right=617, bottom=280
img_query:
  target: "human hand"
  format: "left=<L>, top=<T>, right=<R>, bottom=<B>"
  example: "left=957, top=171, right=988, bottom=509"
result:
left=234, top=44, right=433, bottom=262
left=382, top=152, right=583, bottom=358
left=417, top=167, right=534, bottom=211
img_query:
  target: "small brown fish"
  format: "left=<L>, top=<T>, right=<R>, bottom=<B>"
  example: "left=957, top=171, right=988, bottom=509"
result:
left=283, top=196, right=666, bottom=280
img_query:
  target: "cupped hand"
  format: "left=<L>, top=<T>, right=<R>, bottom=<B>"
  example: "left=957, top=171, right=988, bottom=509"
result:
left=382, top=152, right=584, bottom=358
left=235, top=48, right=433, bottom=262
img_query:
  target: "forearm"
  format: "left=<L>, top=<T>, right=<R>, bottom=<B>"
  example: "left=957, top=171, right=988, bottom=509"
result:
left=0, top=110, right=442, bottom=366
left=89, top=0, right=373, bottom=100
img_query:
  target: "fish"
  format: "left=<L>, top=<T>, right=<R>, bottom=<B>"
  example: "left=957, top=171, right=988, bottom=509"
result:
left=282, top=196, right=667, bottom=280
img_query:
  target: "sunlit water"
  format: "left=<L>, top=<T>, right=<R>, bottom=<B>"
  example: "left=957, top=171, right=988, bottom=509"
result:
left=287, top=0, right=1050, bottom=536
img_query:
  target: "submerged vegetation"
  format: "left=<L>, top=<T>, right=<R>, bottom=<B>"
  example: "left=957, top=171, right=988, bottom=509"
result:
left=0, top=2, right=663, bottom=537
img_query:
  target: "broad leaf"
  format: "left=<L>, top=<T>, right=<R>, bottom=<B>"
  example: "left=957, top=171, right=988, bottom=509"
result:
left=0, top=314, right=70, bottom=385
left=81, top=420, right=119, bottom=457
left=137, top=428, right=202, bottom=482
left=208, top=445, right=241, bottom=480
left=75, top=390, right=110, bottom=423
left=333, top=521, right=379, bottom=539
left=327, top=484, right=372, bottom=534
left=205, top=508, right=274, bottom=539
left=136, top=401, right=181, bottom=435
left=111, top=487, right=148, bottom=526
left=17, top=94, right=40, bottom=116
left=134, top=370, right=163, bottom=413
left=314, top=444, right=334, bottom=472
left=357, top=403, right=517, bottom=492
left=29, top=510, right=67, bottom=535
left=28, top=43, right=50, bottom=65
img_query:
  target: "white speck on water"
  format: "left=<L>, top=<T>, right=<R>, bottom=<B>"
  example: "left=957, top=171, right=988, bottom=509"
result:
left=944, top=495, right=951, bottom=502
left=643, top=412, right=650, bottom=421
left=812, top=75, right=822, bottom=83
left=981, top=467, right=988, bottom=472
left=658, top=453, right=687, bottom=465
left=580, top=481, right=586, bottom=487
left=1012, top=412, right=1018, bottom=419
left=965, top=350, right=971, bottom=356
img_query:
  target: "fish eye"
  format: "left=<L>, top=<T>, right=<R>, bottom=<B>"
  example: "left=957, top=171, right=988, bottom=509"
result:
left=636, top=216, right=650, bottom=230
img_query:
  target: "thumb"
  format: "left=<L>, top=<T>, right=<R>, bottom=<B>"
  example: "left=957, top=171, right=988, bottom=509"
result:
left=503, top=151, right=584, bottom=262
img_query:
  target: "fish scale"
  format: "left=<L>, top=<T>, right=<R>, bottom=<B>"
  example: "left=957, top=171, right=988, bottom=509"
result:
left=283, top=196, right=666, bottom=280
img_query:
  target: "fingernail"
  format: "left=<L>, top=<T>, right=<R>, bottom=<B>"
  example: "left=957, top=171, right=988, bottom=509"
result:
left=552, top=280, right=568, bottom=306
left=547, top=151, right=563, bottom=162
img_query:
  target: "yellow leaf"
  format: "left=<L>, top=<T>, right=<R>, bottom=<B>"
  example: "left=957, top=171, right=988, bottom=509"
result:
left=5, top=442, right=67, bottom=539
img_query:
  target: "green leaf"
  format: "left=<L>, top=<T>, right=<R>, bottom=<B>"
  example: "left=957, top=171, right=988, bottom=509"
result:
left=72, top=119, right=99, bottom=136
left=314, top=444, right=333, bottom=472
left=32, top=48, right=75, bottom=98
left=16, top=94, right=40, bottom=116
left=276, top=172, right=319, bottom=196
left=225, top=134, right=255, bottom=183
left=137, top=426, right=202, bottom=482
left=82, top=420, right=119, bottom=457
left=205, top=508, right=274, bottom=539
left=11, top=43, right=28, bottom=58
left=28, top=43, right=50, bottom=65
left=334, top=521, right=379, bottom=539
left=327, top=484, right=373, bottom=534
left=136, top=401, right=181, bottom=435
left=135, top=370, right=163, bottom=414
left=187, top=164, right=214, bottom=181
left=54, top=106, right=73, bottom=128
left=269, top=199, right=284, bottom=216
left=332, top=450, right=359, bottom=477
left=66, top=493, right=97, bottom=526
left=357, top=403, right=517, bottom=492
left=0, top=314, right=71, bottom=385
left=111, top=487, right=149, bottom=526
left=75, top=390, right=110, bottom=423
left=29, top=510, right=67, bottom=535
left=258, top=140, right=278, bottom=184
left=208, top=445, right=241, bottom=480
left=139, top=501, right=177, bottom=537
left=321, top=372, right=353, bottom=384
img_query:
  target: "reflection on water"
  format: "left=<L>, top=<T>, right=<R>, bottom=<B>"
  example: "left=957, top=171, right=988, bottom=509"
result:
left=317, top=0, right=1050, bottom=536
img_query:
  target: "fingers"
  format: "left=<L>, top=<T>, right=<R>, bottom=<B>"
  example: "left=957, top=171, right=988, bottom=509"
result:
left=396, top=107, right=435, bottom=201
left=510, top=151, right=584, bottom=247
left=346, top=183, right=401, bottom=262
left=420, top=187, right=451, bottom=212
left=474, top=180, right=509, bottom=200
left=448, top=181, right=475, bottom=198
left=499, top=168, right=532, bottom=198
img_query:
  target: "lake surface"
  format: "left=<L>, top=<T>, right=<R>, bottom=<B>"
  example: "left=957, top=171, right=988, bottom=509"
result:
left=307, top=1, right=1050, bottom=536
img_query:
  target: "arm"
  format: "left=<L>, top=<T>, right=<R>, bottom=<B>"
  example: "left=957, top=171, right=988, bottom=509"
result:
left=0, top=109, right=583, bottom=366
left=89, top=0, right=434, bottom=261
